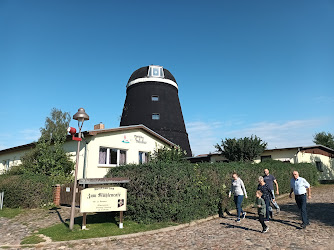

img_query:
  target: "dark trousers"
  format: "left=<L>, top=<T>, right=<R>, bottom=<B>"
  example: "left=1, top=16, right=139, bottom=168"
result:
left=295, top=194, right=309, bottom=225
left=259, top=214, right=267, bottom=230
left=233, top=195, right=244, bottom=218
left=264, top=197, right=271, bottom=220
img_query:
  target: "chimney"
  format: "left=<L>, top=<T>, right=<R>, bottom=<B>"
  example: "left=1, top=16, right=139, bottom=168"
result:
left=94, top=122, right=105, bottom=130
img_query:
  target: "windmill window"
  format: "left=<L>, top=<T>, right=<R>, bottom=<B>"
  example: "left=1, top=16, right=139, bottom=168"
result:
left=148, top=65, right=164, bottom=78
left=152, top=113, right=160, bottom=120
left=152, top=95, right=159, bottom=102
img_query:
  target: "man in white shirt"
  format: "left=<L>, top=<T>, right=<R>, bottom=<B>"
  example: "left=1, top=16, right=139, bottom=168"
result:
left=289, top=171, right=311, bottom=229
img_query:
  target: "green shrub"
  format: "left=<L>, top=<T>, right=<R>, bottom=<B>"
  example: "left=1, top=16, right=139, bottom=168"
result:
left=106, top=161, right=317, bottom=223
left=0, top=173, right=54, bottom=208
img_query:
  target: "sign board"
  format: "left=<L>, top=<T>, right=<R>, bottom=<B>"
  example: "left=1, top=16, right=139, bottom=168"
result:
left=80, top=187, right=127, bottom=213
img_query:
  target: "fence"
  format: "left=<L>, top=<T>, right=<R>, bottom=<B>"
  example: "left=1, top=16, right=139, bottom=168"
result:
left=59, top=183, right=83, bottom=206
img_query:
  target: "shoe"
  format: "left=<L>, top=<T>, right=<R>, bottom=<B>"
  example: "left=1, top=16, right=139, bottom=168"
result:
left=264, top=219, right=270, bottom=222
left=242, top=212, right=246, bottom=219
left=236, top=218, right=241, bottom=222
left=301, top=223, right=310, bottom=229
left=276, top=208, right=280, bottom=214
left=262, top=227, right=269, bottom=233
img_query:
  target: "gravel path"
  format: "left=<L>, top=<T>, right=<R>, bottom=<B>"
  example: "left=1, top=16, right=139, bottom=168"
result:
left=1, top=184, right=334, bottom=249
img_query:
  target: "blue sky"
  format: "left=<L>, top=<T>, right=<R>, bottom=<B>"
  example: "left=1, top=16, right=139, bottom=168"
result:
left=1, top=0, right=333, bottom=155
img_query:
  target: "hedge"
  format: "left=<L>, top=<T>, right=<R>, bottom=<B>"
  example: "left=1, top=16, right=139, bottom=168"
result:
left=0, top=173, right=54, bottom=208
left=106, top=160, right=318, bottom=223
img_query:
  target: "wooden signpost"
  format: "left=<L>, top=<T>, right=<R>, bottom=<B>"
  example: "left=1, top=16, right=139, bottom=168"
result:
left=79, top=178, right=129, bottom=229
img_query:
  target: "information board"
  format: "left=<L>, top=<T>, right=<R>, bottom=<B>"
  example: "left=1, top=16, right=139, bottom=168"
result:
left=80, top=187, right=127, bottom=213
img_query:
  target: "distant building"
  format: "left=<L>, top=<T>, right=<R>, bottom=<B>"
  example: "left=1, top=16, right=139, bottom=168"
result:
left=0, top=124, right=174, bottom=178
left=254, top=145, right=334, bottom=182
left=120, top=65, right=192, bottom=157
left=189, top=145, right=334, bottom=182
left=187, top=153, right=227, bottom=163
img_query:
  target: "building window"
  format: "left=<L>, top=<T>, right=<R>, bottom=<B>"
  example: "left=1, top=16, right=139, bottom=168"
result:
left=316, top=161, right=324, bottom=172
left=4, top=160, right=10, bottom=171
left=99, top=147, right=126, bottom=166
left=148, top=65, right=164, bottom=78
left=139, top=152, right=149, bottom=164
left=261, top=155, right=271, bottom=162
left=152, top=113, right=160, bottom=120
left=152, top=95, right=159, bottom=102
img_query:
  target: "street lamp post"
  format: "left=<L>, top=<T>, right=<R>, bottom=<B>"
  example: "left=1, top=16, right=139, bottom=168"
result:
left=69, top=108, right=89, bottom=230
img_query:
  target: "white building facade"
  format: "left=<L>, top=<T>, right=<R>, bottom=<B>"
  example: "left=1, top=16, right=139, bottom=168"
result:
left=0, top=125, right=174, bottom=178
left=254, top=145, right=334, bottom=182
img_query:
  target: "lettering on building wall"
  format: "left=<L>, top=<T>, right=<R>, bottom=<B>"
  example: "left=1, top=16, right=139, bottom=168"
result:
left=134, top=135, right=147, bottom=144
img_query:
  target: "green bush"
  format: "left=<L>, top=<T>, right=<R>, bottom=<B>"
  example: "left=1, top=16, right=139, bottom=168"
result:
left=0, top=173, right=54, bottom=208
left=106, top=160, right=318, bottom=223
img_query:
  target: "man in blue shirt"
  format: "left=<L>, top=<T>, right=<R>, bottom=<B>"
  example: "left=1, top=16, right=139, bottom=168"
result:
left=289, top=171, right=312, bottom=229
left=263, top=169, right=280, bottom=214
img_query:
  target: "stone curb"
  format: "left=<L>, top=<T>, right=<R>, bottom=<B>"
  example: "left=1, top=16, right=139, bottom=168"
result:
left=0, top=193, right=290, bottom=248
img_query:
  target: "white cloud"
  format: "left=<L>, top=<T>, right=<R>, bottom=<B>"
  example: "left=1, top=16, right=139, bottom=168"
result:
left=186, top=118, right=326, bottom=156
left=0, top=129, right=40, bottom=151
left=19, top=129, right=40, bottom=142
left=186, top=121, right=224, bottom=156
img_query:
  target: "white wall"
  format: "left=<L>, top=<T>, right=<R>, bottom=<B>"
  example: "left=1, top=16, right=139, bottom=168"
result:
left=0, top=128, right=170, bottom=179
left=0, top=148, right=32, bottom=174
left=254, top=148, right=298, bottom=163
left=63, top=128, right=170, bottom=179
left=255, top=148, right=334, bottom=181
left=297, top=151, right=334, bottom=181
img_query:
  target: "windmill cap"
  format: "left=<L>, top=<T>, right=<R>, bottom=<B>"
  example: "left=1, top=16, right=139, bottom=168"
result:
left=127, top=65, right=177, bottom=84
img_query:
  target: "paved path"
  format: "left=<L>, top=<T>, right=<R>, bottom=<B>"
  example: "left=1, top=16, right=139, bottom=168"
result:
left=1, top=185, right=334, bottom=249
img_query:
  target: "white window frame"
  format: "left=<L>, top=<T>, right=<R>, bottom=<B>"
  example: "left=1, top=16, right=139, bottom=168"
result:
left=139, top=151, right=149, bottom=164
left=98, top=147, right=126, bottom=167
left=5, top=160, right=10, bottom=170
left=148, top=65, right=164, bottom=78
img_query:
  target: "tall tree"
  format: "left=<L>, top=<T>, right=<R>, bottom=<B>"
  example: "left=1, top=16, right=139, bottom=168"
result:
left=40, top=108, right=71, bottom=143
left=215, top=135, right=267, bottom=162
left=313, top=132, right=334, bottom=149
left=19, top=108, right=74, bottom=178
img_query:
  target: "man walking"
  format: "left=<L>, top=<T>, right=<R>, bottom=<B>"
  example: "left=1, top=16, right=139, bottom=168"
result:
left=289, top=171, right=311, bottom=229
left=263, top=169, right=280, bottom=213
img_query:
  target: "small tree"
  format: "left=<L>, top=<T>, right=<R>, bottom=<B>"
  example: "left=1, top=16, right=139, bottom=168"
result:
left=151, top=145, right=187, bottom=163
left=313, top=132, right=334, bottom=149
left=215, top=135, right=267, bottom=162
left=19, top=108, right=74, bottom=179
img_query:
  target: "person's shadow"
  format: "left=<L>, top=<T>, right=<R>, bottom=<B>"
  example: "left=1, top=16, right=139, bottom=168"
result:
left=220, top=221, right=261, bottom=232
left=222, top=210, right=302, bottom=230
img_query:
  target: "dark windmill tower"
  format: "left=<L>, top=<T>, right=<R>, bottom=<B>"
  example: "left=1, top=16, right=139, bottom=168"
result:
left=120, top=65, right=192, bottom=156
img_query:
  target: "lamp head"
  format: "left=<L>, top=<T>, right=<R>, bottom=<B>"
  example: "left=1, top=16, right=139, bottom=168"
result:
left=73, top=108, right=89, bottom=122
left=67, top=127, right=76, bottom=135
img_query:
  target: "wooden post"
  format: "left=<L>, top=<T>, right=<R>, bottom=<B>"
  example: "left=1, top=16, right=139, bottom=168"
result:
left=119, top=211, right=123, bottom=228
left=82, top=213, right=87, bottom=230
left=81, top=184, right=87, bottom=230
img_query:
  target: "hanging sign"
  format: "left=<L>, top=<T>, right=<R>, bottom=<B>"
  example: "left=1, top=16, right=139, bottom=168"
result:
left=80, top=187, right=127, bottom=213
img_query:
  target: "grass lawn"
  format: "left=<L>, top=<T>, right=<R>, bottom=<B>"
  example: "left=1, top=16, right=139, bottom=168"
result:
left=23, top=212, right=178, bottom=243
left=0, top=207, right=24, bottom=218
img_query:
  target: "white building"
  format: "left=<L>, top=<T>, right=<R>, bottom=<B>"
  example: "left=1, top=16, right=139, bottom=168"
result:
left=254, top=145, right=334, bottom=182
left=189, top=145, right=334, bottom=182
left=0, top=124, right=174, bottom=178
